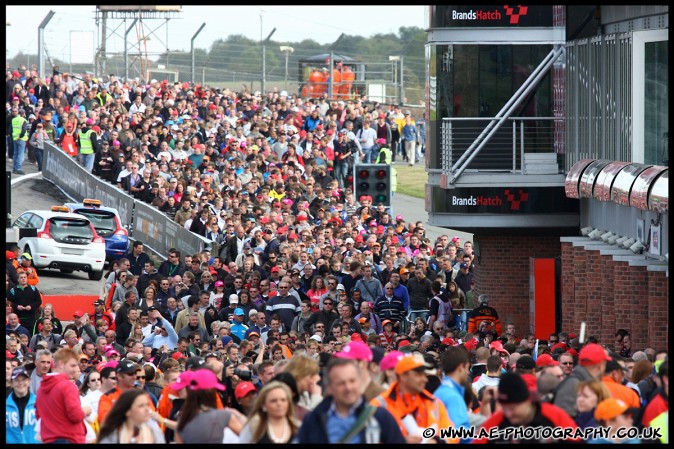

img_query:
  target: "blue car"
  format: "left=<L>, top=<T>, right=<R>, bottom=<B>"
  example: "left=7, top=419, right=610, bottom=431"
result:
left=64, top=199, right=129, bottom=261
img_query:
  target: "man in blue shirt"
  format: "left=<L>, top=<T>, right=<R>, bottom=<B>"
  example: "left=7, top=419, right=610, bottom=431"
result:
left=433, top=346, right=473, bottom=443
left=297, top=357, right=404, bottom=444
left=230, top=307, right=248, bottom=341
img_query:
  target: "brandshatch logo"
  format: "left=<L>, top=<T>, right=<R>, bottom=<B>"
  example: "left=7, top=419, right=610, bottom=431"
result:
left=452, top=5, right=529, bottom=24
left=503, top=5, right=529, bottom=25
left=504, top=189, right=529, bottom=211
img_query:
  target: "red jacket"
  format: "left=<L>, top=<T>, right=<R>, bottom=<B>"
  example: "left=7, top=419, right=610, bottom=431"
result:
left=35, top=373, right=86, bottom=444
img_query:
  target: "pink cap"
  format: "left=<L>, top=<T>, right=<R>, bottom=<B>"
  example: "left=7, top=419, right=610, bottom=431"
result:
left=112, top=140, right=121, bottom=146
left=380, top=351, right=404, bottom=371
left=334, top=341, right=372, bottom=362
left=170, top=368, right=225, bottom=391
left=214, top=280, right=224, bottom=287
left=282, top=198, right=293, bottom=205
left=85, top=119, right=94, bottom=125
left=395, top=215, right=403, bottom=221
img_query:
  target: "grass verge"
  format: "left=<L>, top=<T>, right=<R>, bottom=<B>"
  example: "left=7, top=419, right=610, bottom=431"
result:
left=394, top=163, right=427, bottom=199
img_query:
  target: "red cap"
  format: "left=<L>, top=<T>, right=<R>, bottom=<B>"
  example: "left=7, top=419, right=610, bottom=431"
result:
left=397, top=340, right=411, bottom=348
left=234, top=381, right=257, bottom=400
left=271, top=267, right=280, bottom=273
left=566, top=348, right=578, bottom=358
left=551, top=343, right=568, bottom=352
left=6, top=250, right=15, bottom=260
left=92, top=126, right=101, bottom=133
left=535, top=354, right=560, bottom=367
left=579, top=343, right=612, bottom=366
left=442, top=337, right=458, bottom=347
left=379, top=113, right=386, bottom=119
left=73, top=310, right=85, bottom=318
left=568, top=333, right=578, bottom=340
left=350, top=333, right=363, bottom=342
left=355, top=235, right=364, bottom=243
left=521, top=373, right=538, bottom=391
left=172, top=352, right=187, bottom=360
left=464, top=339, right=478, bottom=351
left=376, top=225, right=385, bottom=233
left=288, top=233, right=298, bottom=240
left=326, top=129, right=334, bottom=135
left=260, top=216, right=270, bottom=224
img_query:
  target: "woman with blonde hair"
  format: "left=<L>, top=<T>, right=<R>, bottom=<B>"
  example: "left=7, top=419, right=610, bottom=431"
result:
left=283, top=354, right=323, bottom=411
left=33, top=302, right=64, bottom=335
left=575, top=379, right=612, bottom=430
left=238, top=381, right=300, bottom=444
left=137, top=285, right=158, bottom=312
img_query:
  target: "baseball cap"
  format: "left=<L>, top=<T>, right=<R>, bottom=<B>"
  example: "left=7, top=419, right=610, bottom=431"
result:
left=394, top=353, right=432, bottom=375
left=229, top=294, right=239, bottom=304
left=20, top=252, right=32, bottom=260
left=271, top=266, right=281, bottom=273
left=93, top=299, right=105, bottom=306
left=221, top=335, right=233, bottom=346
left=85, top=118, right=94, bottom=125
left=380, top=351, right=404, bottom=371
left=147, top=305, right=159, bottom=312
left=309, top=335, right=322, bottom=343
left=115, top=359, right=138, bottom=374
left=397, top=340, right=411, bottom=349
left=171, top=352, right=187, bottom=360
left=594, top=398, right=637, bottom=422
left=395, top=214, right=403, bottom=221
left=235, top=381, right=257, bottom=400
left=399, top=268, right=409, bottom=275
left=344, top=237, right=355, bottom=245
left=463, top=338, right=478, bottom=351
left=215, top=280, right=224, bottom=287
left=350, top=333, right=363, bottom=342
left=171, top=370, right=222, bottom=392
left=334, top=341, right=372, bottom=362
left=382, top=319, right=393, bottom=327
left=578, top=343, right=612, bottom=366
left=535, top=354, right=560, bottom=367
left=516, top=356, right=536, bottom=370
left=73, top=310, right=85, bottom=318
left=357, top=317, right=367, bottom=324
left=185, top=356, right=206, bottom=370
left=234, top=308, right=245, bottom=316
left=5, top=250, right=15, bottom=260
left=497, top=373, right=531, bottom=404
left=11, top=366, right=29, bottom=380
left=605, top=359, right=628, bottom=373
left=248, top=332, right=260, bottom=338
left=442, top=337, right=459, bottom=347
left=336, top=284, right=346, bottom=291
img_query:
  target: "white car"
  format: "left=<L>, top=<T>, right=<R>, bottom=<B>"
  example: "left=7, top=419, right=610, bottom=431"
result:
left=14, top=207, right=107, bottom=280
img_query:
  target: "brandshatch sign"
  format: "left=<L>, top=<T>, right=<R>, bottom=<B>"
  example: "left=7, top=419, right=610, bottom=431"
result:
left=431, top=5, right=553, bottom=28
left=441, top=187, right=578, bottom=214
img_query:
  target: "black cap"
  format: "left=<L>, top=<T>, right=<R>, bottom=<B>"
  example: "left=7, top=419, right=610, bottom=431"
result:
left=516, top=356, right=536, bottom=370
left=148, top=305, right=159, bottom=312
left=115, top=359, right=138, bottom=374
left=370, top=346, right=385, bottom=365
left=497, top=373, right=531, bottom=404
left=185, top=356, right=206, bottom=371
left=605, top=359, right=628, bottom=373
left=93, top=299, right=105, bottom=305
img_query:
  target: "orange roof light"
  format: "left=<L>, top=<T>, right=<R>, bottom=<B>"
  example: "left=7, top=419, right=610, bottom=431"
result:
left=83, top=199, right=102, bottom=207
left=51, top=206, right=70, bottom=212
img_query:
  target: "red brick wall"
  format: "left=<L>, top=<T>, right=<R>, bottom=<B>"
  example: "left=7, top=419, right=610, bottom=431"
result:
left=559, top=242, right=669, bottom=351
left=473, top=235, right=561, bottom=337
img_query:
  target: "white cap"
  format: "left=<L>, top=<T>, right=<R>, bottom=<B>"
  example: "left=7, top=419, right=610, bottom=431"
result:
left=336, top=284, right=345, bottom=291
left=229, top=294, right=239, bottom=304
left=280, top=90, right=288, bottom=97
left=345, top=238, right=355, bottom=244
left=309, top=335, right=322, bottom=342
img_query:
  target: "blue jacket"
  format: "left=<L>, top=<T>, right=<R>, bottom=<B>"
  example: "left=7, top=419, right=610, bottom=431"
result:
left=6, top=391, right=39, bottom=443
left=434, top=375, right=471, bottom=443
left=297, top=396, right=405, bottom=444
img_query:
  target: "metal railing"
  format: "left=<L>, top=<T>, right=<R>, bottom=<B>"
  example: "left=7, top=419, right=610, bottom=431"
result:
left=441, top=116, right=565, bottom=174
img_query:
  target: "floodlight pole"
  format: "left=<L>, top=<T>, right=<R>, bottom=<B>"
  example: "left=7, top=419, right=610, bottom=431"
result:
left=124, top=19, right=138, bottom=81
left=191, top=22, right=206, bottom=83
left=261, top=28, right=276, bottom=95
left=38, top=10, right=55, bottom=79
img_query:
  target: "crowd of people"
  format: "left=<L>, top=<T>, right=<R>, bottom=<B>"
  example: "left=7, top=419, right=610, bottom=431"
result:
left=5, top=67, right=668, bottom=444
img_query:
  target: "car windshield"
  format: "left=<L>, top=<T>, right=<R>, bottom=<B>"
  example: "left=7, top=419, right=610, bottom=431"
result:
left=49, top=218, right=94, bottom=240
left=73, top=209, right=117, bottom=237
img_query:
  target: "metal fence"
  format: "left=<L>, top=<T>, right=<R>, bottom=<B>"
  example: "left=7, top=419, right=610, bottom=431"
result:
left=42, top=142, right=211, bottom=259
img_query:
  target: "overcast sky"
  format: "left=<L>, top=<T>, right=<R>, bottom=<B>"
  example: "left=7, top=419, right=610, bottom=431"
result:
left=6, top=6, right=427, bottom=63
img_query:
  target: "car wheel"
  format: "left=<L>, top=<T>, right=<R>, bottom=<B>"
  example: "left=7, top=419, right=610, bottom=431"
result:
left=60, top=269, right=74, bottom=274
left=88, top=270, right=104, bottom=281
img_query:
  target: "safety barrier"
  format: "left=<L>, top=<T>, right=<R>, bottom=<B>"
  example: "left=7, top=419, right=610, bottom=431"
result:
left=42, top=142, right=211, bottom=259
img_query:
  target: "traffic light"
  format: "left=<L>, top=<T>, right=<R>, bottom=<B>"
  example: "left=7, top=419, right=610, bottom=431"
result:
left=353, top=164, right=392, bottom=207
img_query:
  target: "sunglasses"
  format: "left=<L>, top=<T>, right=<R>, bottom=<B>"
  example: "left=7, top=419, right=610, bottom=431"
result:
left=136, top=376, right=146, bottom=380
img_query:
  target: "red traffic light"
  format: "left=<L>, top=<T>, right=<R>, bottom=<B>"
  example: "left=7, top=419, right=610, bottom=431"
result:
left=376, top=169, right=387, bottom=178
left=359, top=170, right=370, bottom=179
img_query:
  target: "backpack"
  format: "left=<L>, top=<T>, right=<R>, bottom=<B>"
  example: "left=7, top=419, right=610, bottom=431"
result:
left=432, top=295, right=454, bottom=327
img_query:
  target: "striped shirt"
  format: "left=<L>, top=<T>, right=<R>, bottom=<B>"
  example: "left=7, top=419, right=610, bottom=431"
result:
left=266, top=294, right=301, bottom=330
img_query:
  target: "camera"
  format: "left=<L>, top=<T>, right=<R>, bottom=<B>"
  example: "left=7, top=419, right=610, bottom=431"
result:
left=234, top=368, right=252, bottom=381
